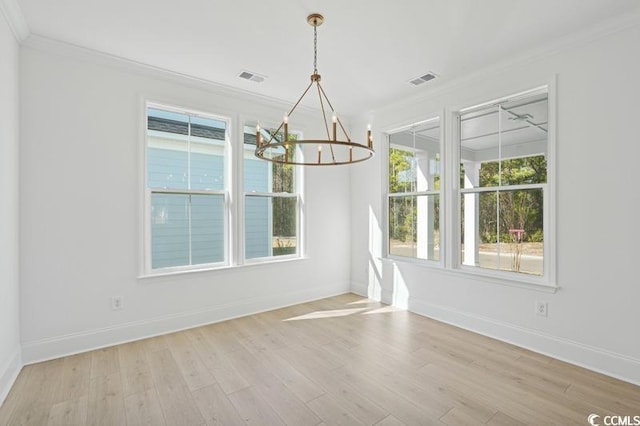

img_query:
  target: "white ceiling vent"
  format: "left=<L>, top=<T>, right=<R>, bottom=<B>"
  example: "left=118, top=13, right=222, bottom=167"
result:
left=409, top=72, right=437, bottom=86
left=238, top=70, right=266, bottom=83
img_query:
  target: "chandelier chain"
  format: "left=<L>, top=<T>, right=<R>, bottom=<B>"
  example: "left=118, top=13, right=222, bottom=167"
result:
left=313, top=24, right=318, bottom=74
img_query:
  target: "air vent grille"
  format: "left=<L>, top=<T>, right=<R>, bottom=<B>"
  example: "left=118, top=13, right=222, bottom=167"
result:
left=408, top=72, right=437, bottom=86
left=238, top=70, right=266, bottom=83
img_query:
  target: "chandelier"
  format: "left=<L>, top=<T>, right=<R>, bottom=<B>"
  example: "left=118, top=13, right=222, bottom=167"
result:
left=255, top=13, right=374, bottom=166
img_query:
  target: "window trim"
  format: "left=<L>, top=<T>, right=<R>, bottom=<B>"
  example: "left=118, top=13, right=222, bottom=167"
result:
left=240, top=121, right=304, bottom=264
left=452, top=83, right=557, bottom=288
left=143, top=101, right=232, bottom=275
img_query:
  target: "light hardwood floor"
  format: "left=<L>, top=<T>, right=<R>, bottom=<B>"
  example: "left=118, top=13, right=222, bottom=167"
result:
left=1, top=293, right=638, bottom=425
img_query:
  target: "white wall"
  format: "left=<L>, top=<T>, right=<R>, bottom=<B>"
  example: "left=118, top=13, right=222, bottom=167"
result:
left=19, top=37, right=352, bottom=362
left=350, top=22, right=640, bottom=384
left=0, top=9, right=22, bottom=404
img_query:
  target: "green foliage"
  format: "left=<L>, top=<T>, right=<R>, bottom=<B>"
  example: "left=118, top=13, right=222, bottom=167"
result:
left=273, top=246, right=296, bottom=256
left=389, top=148, right=413, bottom=193
left=528, top=229, right=544, bottom=243
left=478, top=155, right=546, bottom=243
left=272, top=168, right=295, bottom=238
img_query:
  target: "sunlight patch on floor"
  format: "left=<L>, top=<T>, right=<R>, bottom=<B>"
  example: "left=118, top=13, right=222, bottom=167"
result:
left=283, top=308, right=369, bottom=321
left=346, top=298, right=380, bottom=305
left=360, top=306, right=403, bottom=315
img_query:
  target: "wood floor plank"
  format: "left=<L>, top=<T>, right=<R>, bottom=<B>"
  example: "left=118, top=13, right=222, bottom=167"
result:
left=375, top=414, right=408, bottom=426
left=486, top=411, right=528, bottom=426
left=439, top=407, right=487, bottom=426
left=229, top=317, right=325, bottom=403
left=184, top=328, right=250, bottom=395
left=228, top=387, right=285, bottom=426
left=332, top=341, right=494, bottom=423
left=139, top=335, right=169, bottom=354
left=330, top=365, right=448, bottom=425
left=54, top=353, right=91, bottom=403
left=118, top=340, right=155, bottom=397
left=224, top=344, right=278, bottom=386
left=165, top=331, right=217, bottom=391
left=240, top=340, right=324, bottom=403
left=261, top=308, right=335, bottom=347
left=231, top=315, right=290, bottom=353
left=418, top=362, right=580, bottom=424
left=123, top=388, right=167, bottom=426
left=254, top=378, right=321, bottom=426
left=146, top=349, right=206, bottom=426
left=46, top=395, right=88, bottom=426
left=192, top=384, right=246, bottom=426
left=89, top=346, right=119, bottom=379
left=306, top=394, right=365, bottom=426
left=86, top=372, right=126, bottom=426
left=300, top=363, right=389, bottom=425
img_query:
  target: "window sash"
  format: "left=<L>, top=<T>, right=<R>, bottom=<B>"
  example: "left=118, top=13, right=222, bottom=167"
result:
left=389, top=190, right=440, bottom=197
left=148, top=190, right=228, bottom=271
left=460, top=182, right=545, bottom=194
left=244, top=193, right=300, bottom=261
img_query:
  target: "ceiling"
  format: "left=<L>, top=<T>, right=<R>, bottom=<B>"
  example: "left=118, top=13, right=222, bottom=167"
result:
left=15, top=0, right=640, bottom=116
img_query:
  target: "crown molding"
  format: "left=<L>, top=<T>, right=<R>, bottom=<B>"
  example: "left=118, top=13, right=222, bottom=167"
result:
left=21, top=33, right=327, bottom=118
left=0, top=0, right=29, bottom=41
left=361, top=9, right=640, bottom=120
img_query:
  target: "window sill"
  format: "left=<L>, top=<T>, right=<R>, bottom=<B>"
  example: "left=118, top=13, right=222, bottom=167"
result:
left=382, top=256, right=558, bottom=293
left=138, top=256, right=307, bottom=280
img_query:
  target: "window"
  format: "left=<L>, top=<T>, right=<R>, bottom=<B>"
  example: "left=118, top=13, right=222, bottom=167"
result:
left=146, top=104, right=229, bottom=271
left=388, top=118, right=441, bottom=262
left=384, top=86, right=554, bottom=287
left=243, top=123, right=300, bottom=260
left=459, top=88, right=549, bottom=278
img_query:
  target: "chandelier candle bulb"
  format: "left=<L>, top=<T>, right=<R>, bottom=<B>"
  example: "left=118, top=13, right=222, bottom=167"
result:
left=317, top=145, right=322, bottom=164
left=332, top=114, right=337, bottom=141
left=256, top=124, right=262, bottom=146
left=283, top=114, right=289, bottom=142
left=367, top=126, right=372, bottom=149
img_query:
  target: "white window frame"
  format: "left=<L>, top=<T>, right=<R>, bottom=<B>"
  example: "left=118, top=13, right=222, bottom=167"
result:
left=451, top=84, right=557, bottom=289
left=382, top=82, right=557, bottom=291
left=240, top=121, right=304, bottom=264
left=385, top=117, right=444, bottom=267
left=143, top=102, right=231, bottom=275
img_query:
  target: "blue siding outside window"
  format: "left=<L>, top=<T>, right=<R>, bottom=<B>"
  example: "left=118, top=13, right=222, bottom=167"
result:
left=244, top=157, right=271, bottom=258
left=245, top=196, right=271, bottom=259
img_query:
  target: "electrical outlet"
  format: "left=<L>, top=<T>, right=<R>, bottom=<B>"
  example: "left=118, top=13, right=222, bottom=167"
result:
left=111, top=296, right=123, bottom=311
left=535, top=301, right=548, bottom=317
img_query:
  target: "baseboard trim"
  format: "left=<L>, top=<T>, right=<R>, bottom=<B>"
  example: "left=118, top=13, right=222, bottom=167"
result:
left=22, top=282, right=350, bottom=364
left=0, top=349, right=22, bottom=407
left=350, top=281, right=372, bottom=299
left=409, top=298, right=640, bottom=386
